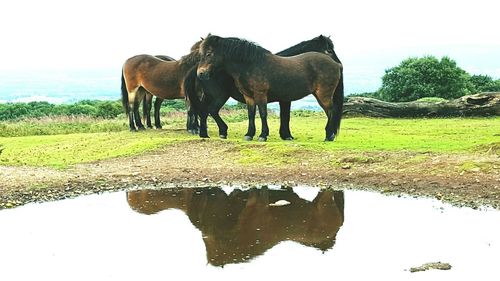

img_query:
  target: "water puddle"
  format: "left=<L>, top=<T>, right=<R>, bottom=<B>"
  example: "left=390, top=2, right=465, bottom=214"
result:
left=0, top=186, right=499, bottom=280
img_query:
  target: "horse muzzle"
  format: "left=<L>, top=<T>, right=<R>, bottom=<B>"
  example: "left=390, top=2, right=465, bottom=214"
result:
left=197, top=68, right=210, bottom=80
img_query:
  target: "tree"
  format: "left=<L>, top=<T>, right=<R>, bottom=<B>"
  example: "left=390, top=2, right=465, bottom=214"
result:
left=469, top=74, right=500, bottom=93
left=378, top=56, right=472, bottom=102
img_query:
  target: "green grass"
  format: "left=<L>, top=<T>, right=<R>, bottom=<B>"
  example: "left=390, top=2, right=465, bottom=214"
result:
left=0, top=130, right=191, bottom=168
left=1, top=112, right=499, bottom=168
left=221, top=114, right=499, bottom=152
left=0, top=116, right=127, bottom=137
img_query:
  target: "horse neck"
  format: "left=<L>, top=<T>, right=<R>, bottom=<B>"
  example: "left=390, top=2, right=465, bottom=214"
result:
left=176, top=60, right=197, bottom=80
left=223, top=56, right=265, bottom=79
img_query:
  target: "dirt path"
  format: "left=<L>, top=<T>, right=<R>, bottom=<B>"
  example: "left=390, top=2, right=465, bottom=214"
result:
left=1, top=139, right=499, bottom=209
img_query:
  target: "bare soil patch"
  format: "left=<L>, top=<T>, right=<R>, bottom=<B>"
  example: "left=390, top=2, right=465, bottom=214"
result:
left=1, top=139, right=499, bottom=209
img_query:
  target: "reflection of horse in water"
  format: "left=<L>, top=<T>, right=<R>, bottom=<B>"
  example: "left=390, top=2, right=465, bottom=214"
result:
left=127, top=186, right=344, bottom=266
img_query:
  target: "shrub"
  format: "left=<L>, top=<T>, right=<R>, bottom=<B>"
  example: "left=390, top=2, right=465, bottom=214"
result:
left=379, top=56, right=472, bottom=102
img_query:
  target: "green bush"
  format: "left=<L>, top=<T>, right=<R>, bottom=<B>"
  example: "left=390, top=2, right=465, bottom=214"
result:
left=0, top=100, right=124, bottom=121
left=469, top=75, right=500, bottom=93
left=379, top=56, right=472, bottom=102
left=346, top=92, right=381, bottom=102
left=161, top=99, right=186, bottom=111
left=66, top=104, right=97, bottom=116
left=223, top=102, right=247, bottom=110
left=95, top=101, right=123, bottom=118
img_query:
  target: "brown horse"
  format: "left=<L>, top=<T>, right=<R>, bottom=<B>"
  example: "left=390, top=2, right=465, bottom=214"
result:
left=196, top=35, right=343, bottom=141
left=127, top=186, right=344, bottom=266
left=121, top=46, right=200, bottom=131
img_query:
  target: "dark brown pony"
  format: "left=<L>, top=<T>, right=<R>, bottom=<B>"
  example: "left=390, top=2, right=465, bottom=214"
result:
left=185, top=35, right=343, bottom=140
left=127, top=186, right=344, bottom=266
left=196, top=35, right=343, bottom=141
left=121, top=48, right=200, bottom=131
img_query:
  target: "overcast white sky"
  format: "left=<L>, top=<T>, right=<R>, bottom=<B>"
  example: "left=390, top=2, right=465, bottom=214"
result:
left=1, top=0, right=499, bottom=96
left=1, top=0, right=498, bottom=69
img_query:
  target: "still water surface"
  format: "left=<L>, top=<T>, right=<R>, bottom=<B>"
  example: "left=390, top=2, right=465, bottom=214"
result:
left=0, top=186, right=499, bottom=280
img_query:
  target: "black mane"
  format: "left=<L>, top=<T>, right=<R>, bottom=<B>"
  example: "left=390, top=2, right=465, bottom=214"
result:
left=276, top=35, right=341, bottom=64
left=203, top=35, right=271, bottom=62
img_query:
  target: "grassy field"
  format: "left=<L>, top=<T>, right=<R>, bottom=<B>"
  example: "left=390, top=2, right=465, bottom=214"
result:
left=0, top=111, right=498, bottom=169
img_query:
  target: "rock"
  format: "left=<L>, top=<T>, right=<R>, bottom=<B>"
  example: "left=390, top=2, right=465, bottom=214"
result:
left=269, top=200, right=291, bottom=207
left=410, top=262, right=452, bottom=273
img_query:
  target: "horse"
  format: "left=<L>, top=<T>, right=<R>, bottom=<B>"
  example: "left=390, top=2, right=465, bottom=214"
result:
left=121, top=48, right=201, bottom=132
left=127, top=186, right=344, bottom=266
left=196, top=35, right=343, bottom=141
left=185, top=35, right=343, bottom=140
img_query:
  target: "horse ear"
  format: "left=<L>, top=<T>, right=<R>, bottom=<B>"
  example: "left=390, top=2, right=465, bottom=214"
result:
left=319, top=35, right=324, bottom=39
left=200, top=37, right=204, bottom=40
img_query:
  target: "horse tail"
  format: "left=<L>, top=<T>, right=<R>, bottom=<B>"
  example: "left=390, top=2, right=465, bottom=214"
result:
left=332, top=70, right=344, bottom=138
left=183, top=66, right=203, bottom=113
left=121, top=70, right=129, bottom=115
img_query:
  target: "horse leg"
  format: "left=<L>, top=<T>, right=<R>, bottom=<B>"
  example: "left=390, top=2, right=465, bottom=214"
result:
left=128, top=110, right=136, bottom=132
left=244, top=103, right=257, bottom=141
left=189, top=95, right=209, bottom=138
left=143, top=93, right=153, bottom=129
left=198, top=111, right=210, bottom=138
left=257, top=102, right=269, bottom=142
left=127, top=88, right=140, bottom=131
left=208, top=97, right=229, bottom=139
left=314, top=87, right=338, bottom=141
left=187, top=108, right=200, bottom=135
left=185, top=98, right=200, bottom=134
left=324, top=108, right=337, bottom=141
left=193, top=111, right=200, bottom=134
left=279, top=101, right=293, bottom=140
left=153, top=97, right=163, bottom=129
left=133, top=88, right=146, bottom=130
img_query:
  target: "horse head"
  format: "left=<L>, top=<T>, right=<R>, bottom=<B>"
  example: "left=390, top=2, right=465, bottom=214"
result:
left=196, top=34, right=222, bottom=80
left=315, top=34, right=335, bottom=55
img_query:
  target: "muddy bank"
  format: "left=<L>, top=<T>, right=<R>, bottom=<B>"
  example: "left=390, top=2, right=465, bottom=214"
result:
left=1, top=140, right=499, bottom=210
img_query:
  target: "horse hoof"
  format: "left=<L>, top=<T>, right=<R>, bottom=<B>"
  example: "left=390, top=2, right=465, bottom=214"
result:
left=155, top=126, right=162, bottom=130
left=244, top=136, right=253, bottom=141
left=199, top=134, right=210, bottom=139
left=258, top=137, right=267, bottom=142
left=282, top=137, right=293, bottom=141
left=137, top=126, right=146, bottom=131
left=129, top=128, right=137, bottom=132
left=219, top=135, right=227, bottom=139
left=324, top=137, right=335, bottom=142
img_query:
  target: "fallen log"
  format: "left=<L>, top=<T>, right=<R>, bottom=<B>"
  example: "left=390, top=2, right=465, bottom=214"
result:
left=344, top=92, right=500, bottom=117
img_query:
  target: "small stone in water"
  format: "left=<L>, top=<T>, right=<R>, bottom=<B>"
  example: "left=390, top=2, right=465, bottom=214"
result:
left=269, top=200, right=291, bottom=207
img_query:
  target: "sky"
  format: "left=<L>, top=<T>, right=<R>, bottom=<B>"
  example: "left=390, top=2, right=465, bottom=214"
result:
left=1, top=0, right=499, bottom=94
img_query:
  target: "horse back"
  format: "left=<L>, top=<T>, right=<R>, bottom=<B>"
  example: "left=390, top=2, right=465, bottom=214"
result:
left=291, top=52, right=342, bottom=76
left=264, top=53, right=341, bottom=101
left=123, top=55, right=184, bottom=99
